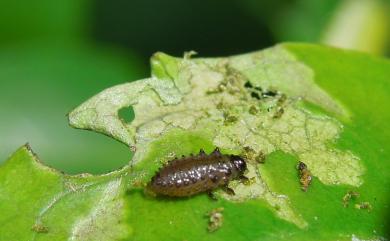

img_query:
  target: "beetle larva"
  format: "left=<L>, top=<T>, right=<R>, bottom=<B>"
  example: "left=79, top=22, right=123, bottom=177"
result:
left=147, top=148, right=248, bottom=197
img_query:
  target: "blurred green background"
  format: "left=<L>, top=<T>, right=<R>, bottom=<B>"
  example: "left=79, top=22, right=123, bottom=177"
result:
left=0, top=0, right=389, bottom=174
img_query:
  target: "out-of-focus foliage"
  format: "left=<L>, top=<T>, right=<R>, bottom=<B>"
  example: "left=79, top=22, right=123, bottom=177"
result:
left=92, top=0, right=275, bottom=61
left=0, top=0, right=145, bottom=174
left=239, top=0, right=340, bottom=42
left=322, top=0, right=390, bottom=55
left=239, top=0, right=390, bottom=54
left=0, top=0, right=86, bottom=43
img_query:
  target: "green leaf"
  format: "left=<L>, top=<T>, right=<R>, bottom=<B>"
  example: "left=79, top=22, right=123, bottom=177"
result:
left=1, top=43, right=390, bottom=240
left=0, top=145, right=130, bottom=241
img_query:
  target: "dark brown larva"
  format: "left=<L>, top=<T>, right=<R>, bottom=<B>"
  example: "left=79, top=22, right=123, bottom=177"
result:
left=147, top=148, right=247, bottom=197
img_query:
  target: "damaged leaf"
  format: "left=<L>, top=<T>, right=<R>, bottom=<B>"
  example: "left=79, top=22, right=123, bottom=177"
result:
left=0, top=145, right=130, bottom=241
left=1, top=43, right=390, bottom=241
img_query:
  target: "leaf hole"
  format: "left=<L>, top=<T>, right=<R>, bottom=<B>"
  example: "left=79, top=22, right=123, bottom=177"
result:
left=118, top=106, right=135, bottom=123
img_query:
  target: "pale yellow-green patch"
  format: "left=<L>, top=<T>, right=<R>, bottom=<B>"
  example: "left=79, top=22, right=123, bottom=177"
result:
left=69, top=178, right=130, bottom=241
left=212, top=100, right=364, bottom=187
left=68, top=46, right=364, bottom=228
left=227, top=46, right=350, bottom=118
left=219, top=163, right=308, bottom=228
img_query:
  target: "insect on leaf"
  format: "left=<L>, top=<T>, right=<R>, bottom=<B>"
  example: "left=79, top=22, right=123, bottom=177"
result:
left=1, top=43, right=390, bottom=241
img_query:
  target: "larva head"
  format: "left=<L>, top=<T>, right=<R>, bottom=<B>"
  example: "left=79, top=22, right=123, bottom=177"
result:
left=230, top=155, right=247, bottom=174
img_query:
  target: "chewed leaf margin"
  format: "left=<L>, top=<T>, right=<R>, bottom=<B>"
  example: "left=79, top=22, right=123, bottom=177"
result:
left=67, top=44, right=364, bottom=229
left=0, top=144, right=131, bottom=241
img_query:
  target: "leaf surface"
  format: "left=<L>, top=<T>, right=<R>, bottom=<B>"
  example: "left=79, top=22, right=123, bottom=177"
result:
left=1, top=43, right=389, bottom=241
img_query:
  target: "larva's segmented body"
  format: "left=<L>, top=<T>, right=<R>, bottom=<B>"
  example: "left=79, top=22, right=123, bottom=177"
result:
left=147, top=148, right=247, bottom=197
